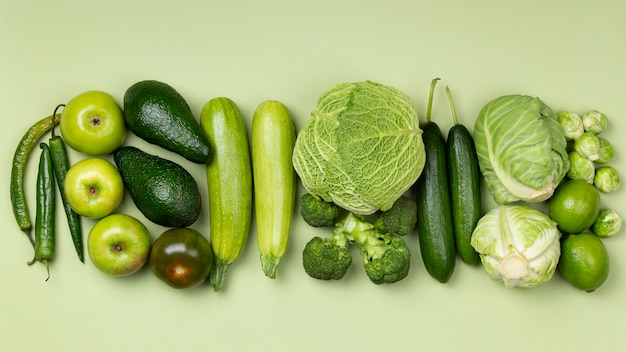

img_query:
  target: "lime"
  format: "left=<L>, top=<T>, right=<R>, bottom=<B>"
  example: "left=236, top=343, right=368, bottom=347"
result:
left=548, top=179, right=601, bottom=233
left=558, top=232, right=609, bottom=292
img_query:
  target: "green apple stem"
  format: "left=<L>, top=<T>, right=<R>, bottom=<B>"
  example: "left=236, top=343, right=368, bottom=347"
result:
left=209, top=259, right=231, bottom=292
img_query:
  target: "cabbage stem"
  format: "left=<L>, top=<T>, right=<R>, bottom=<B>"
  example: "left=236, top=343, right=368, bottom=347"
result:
left=500, top=251, right=528, bottom=279
left=499, top=207, right=528, bottom=279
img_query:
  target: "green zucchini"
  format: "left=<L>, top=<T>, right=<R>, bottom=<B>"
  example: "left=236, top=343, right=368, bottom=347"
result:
left=415, top=79, right=456, bottom=283
left=251, top=100, right=297, bottom=279
left=445, top=86, right=481, bottom=265
left=200, top=97, right=253, bottom=291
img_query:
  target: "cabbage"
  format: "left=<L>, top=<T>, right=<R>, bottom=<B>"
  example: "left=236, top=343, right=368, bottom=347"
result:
left=292, top=81, right=425, bottom=215
left=471, top=205, right=562, bottom=288
left=473, top=95, right=570, bottom=204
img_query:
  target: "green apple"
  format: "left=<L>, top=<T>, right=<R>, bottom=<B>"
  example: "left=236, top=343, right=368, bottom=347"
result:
left=88, top=213, right=151, bottom=276
left=64, top=157, right=124, bottom=219
left=60, top=90, right=127, bottom=155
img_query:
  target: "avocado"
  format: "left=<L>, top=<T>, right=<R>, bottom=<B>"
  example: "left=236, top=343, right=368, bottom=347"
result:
left=123, top=80, right=212, bottom=164
left=113, top=146, right=201, bottom=228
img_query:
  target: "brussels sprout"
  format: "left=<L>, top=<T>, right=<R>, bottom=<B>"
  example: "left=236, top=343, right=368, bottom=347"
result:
left=567, top=151, right=595, bottom=183
left=594, top=166, right=620, bottom=193
left=471, top=205, right=561, bottom=288
left=582, top=110, right=608, bottom=134
left=596, top=137, right=614, bottom=164
left=592, top=209, right=623, bottom=238
left=574, top=131, right=600, bottom=161
left=557, top=111, right=584, bottom=141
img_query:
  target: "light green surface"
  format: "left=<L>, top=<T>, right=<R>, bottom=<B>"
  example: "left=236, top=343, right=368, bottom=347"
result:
left=2, top=1, right=625, bottom=351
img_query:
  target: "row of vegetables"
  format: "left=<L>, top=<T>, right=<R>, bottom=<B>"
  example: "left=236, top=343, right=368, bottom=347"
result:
left=9, top=77, right=622, bottom=293
left=295, top=78, right=621, bottom=291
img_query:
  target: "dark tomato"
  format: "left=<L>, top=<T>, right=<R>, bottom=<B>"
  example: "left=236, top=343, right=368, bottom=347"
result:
left=149, top=228, right=213, bottom=289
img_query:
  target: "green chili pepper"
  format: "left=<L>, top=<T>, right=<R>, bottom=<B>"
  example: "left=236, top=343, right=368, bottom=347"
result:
left=30, top=143, right=56, bottom=281
left=11, top=113, right=61, bottom=247
left=49, top=104, right=84, bottom=262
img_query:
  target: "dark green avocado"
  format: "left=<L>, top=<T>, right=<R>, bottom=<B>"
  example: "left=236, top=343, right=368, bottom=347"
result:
left=123, top=80, right=212, bottom=164
left=113, top=146, right=201, bottom=228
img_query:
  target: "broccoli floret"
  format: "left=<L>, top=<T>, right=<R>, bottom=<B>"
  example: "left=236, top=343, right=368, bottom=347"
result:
left=336, top=213, right=411, bottom=284
left=374, top=195, right=417, bottom=236
left=299, top=193, right=340, bottom=227
left=302, top=231, right=352, bottom=280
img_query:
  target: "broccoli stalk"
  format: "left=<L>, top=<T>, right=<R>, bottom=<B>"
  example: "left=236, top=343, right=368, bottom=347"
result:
left=337, top=213, right=411, bottom=284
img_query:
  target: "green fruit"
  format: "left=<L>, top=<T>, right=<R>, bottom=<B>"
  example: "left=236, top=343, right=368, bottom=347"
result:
left=149, top=228, right=213, bottom=289
left=60, top=90, right=127, bottom=155
left=87, top=214, right=151, bottom=277
left=123, top=80, right=212, bottom=164
left=113, top=146, right=201, bottom=228
left=558, top=232, right=609, bottom=292
left=548, top=179, right=601, bottom=234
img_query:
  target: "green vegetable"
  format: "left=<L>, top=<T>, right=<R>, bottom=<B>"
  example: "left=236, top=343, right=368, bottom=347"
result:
left=596, top=137, right=614, bottom=164
left=373, top=195, right=417, bottom=237
left=592, top=209, right=623, bottom=238
left=113, top=146, right=202, bottom=227
left=48, top=104, right=83, bottom=263
left=300, top=194, right=350, bottom=280
left=557, top=111, right=584, bottom=140
left=299, top=193, right=340, bottom=227
left=340, top=213, right=410, bottom=284
left=445, top=85, right=481, bottom=265
left=292, top=80, right=426, bottom=215
left=251, top=101, right=297, bottom=279
left=574, top=131, right=600, bottom=161
left=582, top=110, right=608, bottom=134
left=567, top=151, right=595, bottom=183
left=200, top=97, right=253, bottom=291
left=300, top=195, right=411, bottom=284
left=11, top=112, right=61, bottom=247
left=471, top=205, right=561, bottom=288
left=30, top=143, right=56, bottom=280
left=123, top=80, right=212, bottom=164
left=473, top=95, right=569, bottom=204
left=302, top=231, right=352, bottom=281
left=149, top=228, right=214, bottom=289
left=415, top=78, right=456, bottom=283
left=594, top=166, right=620, bottom=193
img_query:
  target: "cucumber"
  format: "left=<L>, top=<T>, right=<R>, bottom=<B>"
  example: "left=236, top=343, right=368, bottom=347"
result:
left=200, top=97, right=253, bottom=291
left=251, top=100, right=297, bottom=279
left=414, top=78, right=456, bottom=283
left=445, top=86, right=481, bottom=265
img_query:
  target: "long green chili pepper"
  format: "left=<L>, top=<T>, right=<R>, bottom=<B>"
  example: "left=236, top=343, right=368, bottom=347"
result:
left=30, top=143, right=56, bottom=281
left=11, top=113, right=61, bottom=247
left=48, top=104, right=84, bottom=262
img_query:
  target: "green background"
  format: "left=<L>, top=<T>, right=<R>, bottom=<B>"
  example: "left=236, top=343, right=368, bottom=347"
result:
left=2, top=1, right=625, bottom=351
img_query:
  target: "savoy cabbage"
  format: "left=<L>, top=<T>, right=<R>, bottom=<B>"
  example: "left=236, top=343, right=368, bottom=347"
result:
left=292, top=81, right=425, bottom=215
